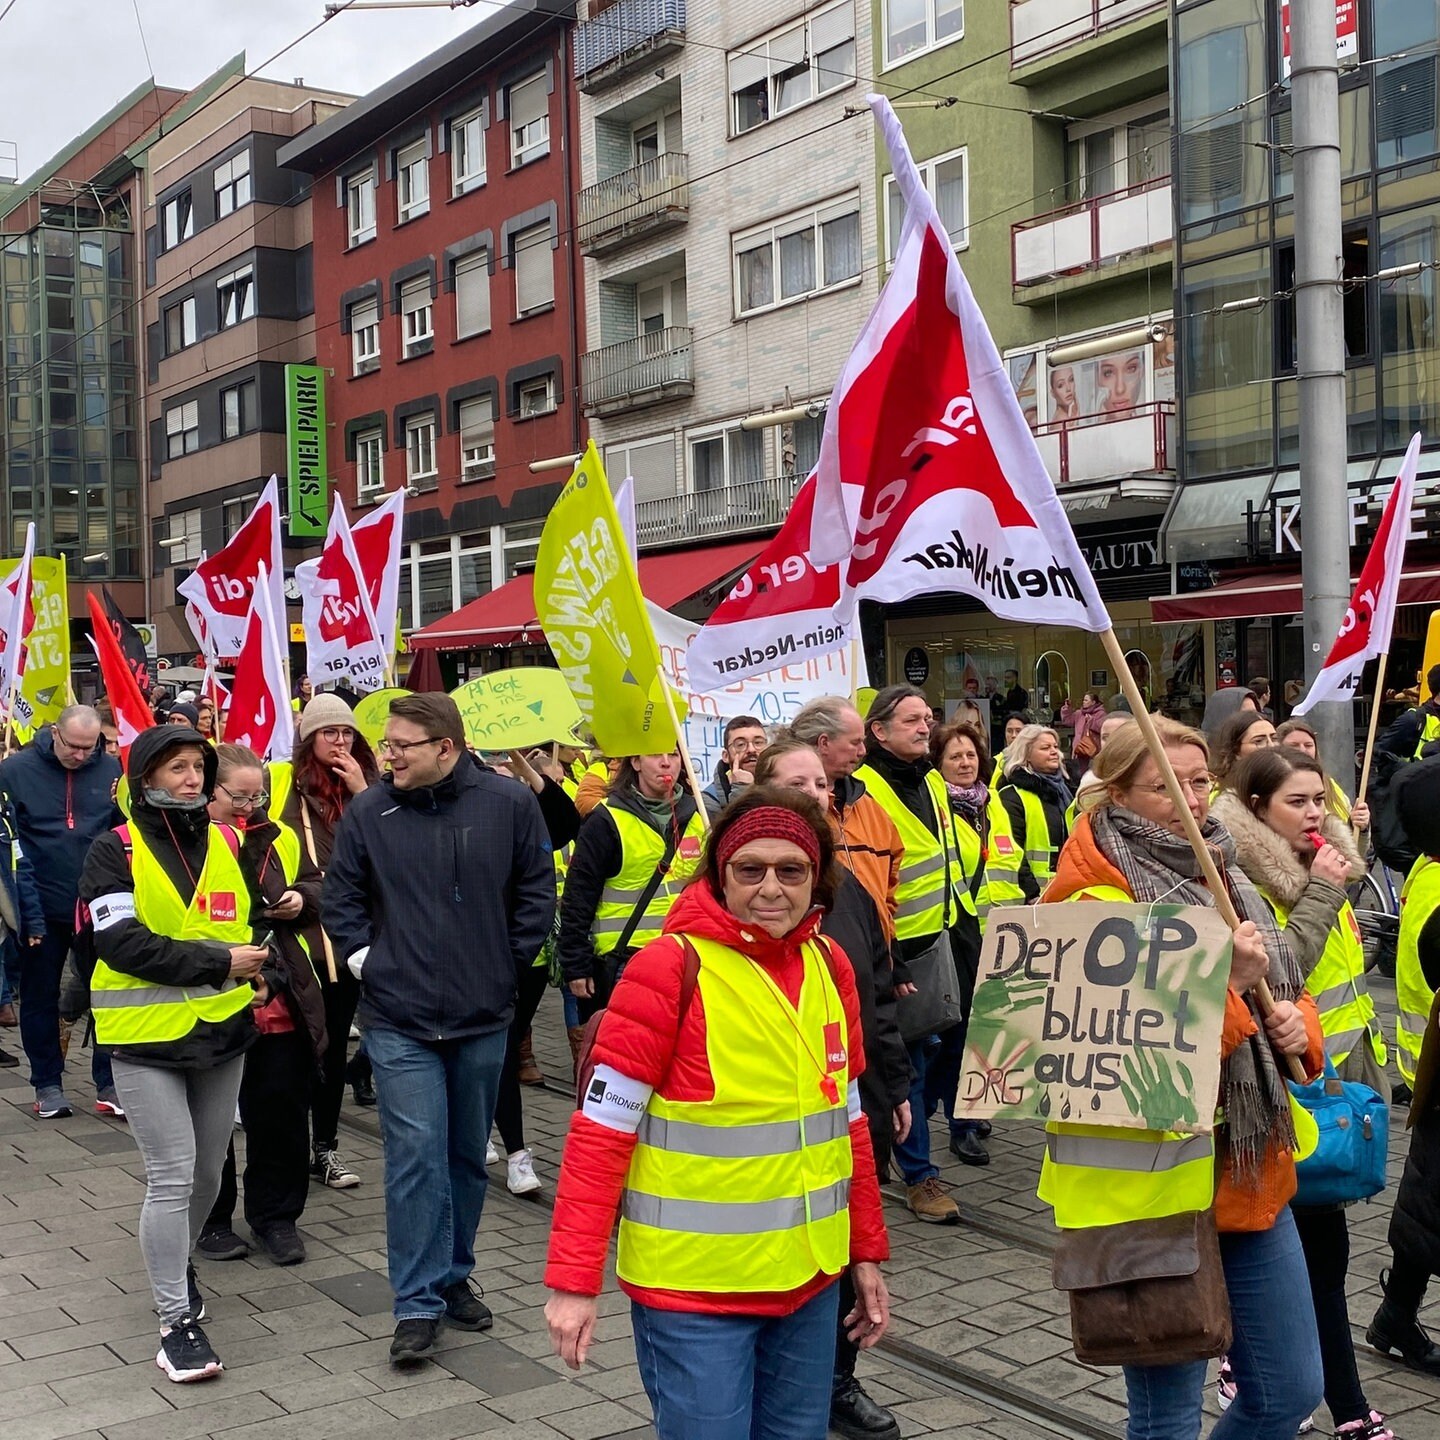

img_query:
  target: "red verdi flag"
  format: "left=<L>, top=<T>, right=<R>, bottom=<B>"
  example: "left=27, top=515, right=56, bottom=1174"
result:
left=810, top=97, right=1109, bottom=634
left=1291, top=432, right=1421, bottom=715
left=223, top=561, right=293, bottom=761
left=86, top=591, right=153, bottom=762
left=296, top=498, right=384, bottom=691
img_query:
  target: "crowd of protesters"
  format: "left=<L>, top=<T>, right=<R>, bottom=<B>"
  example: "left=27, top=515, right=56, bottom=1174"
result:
left=5, top=667, right=1439, bottom=1440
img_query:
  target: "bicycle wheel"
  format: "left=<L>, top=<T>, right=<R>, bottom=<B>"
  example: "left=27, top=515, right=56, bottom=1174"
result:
left=1350, top=871, right=1398, bottom=976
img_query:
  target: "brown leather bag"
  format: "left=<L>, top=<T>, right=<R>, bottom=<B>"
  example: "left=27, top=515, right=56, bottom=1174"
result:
left=1052, top=1210, right=1232, bottom=1367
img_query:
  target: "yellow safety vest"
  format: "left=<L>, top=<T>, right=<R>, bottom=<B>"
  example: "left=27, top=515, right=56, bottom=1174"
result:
left=854, top=764, right=975, bottom=941
left=91, top=823, right=254, bottom=1047
left=592, top=804, right=705, bottom=956
left=1266, top=893, right=1384, bottom=1070
left=974, top=793, right=1025, bottom=924
left=1036, top=881, right=1217, bottom=1227
left=616, top=934, right=851, bottom=1292
left=1396, top=856, right=1440, bottom=1085
left=1004, top=781, right=1062, bottom=884
left=1414, top=711, right=1440, bottom=760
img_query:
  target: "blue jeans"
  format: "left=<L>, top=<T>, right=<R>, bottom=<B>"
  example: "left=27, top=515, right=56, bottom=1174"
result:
left=365, top=1025, right=506, bottom=1321
left=632, top=1282, right=840, bottom=1440
left=22, top=926, right=112, bottom=1093
left=1123, top=1208, right=1323, bottom=1440
left=563, top=986, right=580, bottom=1029
left=892, top=1027, right=966, bottom=1185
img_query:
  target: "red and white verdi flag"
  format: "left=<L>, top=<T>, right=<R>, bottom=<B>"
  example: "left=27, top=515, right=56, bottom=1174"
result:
left=177, top=476, right=285, bottom=659
left=809, top=97, right=1109, bottom=634
left=349, top=489, right=404, bottom=662
left=1291, top=432, right=1421, bottom=716
left=0, top=523, right=37, bottom=721
left=687, top=474, right=849, bottom=687
left=223, top=561, right=293, bottom=761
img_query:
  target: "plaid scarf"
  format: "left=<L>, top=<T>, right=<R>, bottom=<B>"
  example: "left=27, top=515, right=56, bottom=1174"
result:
left=1089, top=805, right=1301, bottom=1184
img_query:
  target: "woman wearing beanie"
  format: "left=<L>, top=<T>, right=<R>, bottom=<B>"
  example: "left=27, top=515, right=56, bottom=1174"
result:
left=273, top=694, right=379, bottom=1188
left=544, top=786, right=890, bottom=1439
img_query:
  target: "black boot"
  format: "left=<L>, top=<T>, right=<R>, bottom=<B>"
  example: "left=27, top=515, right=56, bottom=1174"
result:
left=1367, top=1299, right=1440, bottom=1375
left=950, top=1130, right=990, bottom=1165
left=830, top=1376, right=900, bottom=1440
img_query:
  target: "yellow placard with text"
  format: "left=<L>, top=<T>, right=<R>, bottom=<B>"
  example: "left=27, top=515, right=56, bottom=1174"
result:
left=450, top=668, right=584, bottom=752
left=0, top=557, right=70, bottom=729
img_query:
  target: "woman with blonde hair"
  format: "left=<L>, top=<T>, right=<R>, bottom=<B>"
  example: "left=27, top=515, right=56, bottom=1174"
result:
left=998, top=724, right=1071, bottom=899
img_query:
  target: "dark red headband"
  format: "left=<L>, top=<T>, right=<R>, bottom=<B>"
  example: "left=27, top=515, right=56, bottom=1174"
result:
left=716, top=806, right=822, bottom=873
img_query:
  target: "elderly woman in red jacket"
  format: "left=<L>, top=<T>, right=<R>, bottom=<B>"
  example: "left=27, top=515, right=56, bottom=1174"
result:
left=544, top=786, right=890, bottom=1440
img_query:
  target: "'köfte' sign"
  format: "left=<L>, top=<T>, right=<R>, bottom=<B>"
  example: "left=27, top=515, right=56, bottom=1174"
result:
left=957, top=903, right=1231, bottom=1136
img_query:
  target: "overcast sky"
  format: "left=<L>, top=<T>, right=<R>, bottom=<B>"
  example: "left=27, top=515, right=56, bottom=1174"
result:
left=0, top=0, right=504, bottom=182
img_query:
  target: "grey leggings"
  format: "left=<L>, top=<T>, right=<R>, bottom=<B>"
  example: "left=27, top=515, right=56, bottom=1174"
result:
left=112, top=1056, right=244, bottom=1325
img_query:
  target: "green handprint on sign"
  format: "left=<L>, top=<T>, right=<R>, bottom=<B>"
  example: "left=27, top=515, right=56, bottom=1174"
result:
left=972, top=975, right=1048, bottom=1025
left=1117, top=1050, right=1198, bottom=1130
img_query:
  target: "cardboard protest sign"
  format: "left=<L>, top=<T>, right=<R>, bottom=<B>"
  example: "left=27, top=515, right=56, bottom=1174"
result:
left=353, top=688, right=408, bottom=749
left=957, top=903, right=1232, bottom=1135
left=450, top=669, right=584, bottom=752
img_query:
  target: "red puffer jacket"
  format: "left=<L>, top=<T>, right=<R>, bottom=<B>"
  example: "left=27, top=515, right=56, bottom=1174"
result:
left=544, top=881, right=890, bottom=1314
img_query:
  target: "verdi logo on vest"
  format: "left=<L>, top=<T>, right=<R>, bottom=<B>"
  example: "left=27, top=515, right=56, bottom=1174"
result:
left=958, top=903, right=1233, bottom=1135
left=205, top=892, right=238, bottom=925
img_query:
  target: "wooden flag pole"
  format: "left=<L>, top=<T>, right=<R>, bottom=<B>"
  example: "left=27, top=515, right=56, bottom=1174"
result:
left=1352, top=650, right=1389, bottom=838
left=1099, top=628, right=1305, bottom=1082
left=659, top=679, right=710, bottom=829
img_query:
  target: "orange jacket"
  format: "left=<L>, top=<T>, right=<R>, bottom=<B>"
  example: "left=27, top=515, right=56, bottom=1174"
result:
left=1045, top=813, right=1324, bottom=1233
left=830, top=777, right=903, bottom=942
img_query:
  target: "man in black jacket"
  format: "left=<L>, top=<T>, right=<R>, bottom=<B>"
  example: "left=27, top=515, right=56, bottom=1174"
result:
left=1379, top=664, right=1440, bottom=759
left=322, top=693, right=554, bottom=1367
left=1, top=705, right=122, bottom=1118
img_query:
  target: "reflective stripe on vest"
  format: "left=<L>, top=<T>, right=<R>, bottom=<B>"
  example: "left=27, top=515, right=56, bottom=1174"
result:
left=1414, top=712, right=1440, bottom=760
left=1269, top=894, right=1384, bottom=1070
left=1396, top=857, right=1440, bottom=1084
left=616, top=934, right=851, bottom=1292
left=91, top=823, right=254, bottom=1048
left=592, top=804, right=704, bottom=955
left=1037, top=1122, right=1217, bottom=1228
left=975, top=793, right=1025, bottom=925
left=855, top=764, right=974, bottom=941
left=1010, top=785, right=1058, bottom=881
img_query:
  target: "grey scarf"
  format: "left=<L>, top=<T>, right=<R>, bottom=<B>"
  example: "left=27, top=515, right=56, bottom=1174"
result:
left=1089, top=805, right=1302, bottom=1184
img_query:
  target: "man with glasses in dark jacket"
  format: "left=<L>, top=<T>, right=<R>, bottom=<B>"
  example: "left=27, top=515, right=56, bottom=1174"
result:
left=322, top=693, right=555, bottom=1367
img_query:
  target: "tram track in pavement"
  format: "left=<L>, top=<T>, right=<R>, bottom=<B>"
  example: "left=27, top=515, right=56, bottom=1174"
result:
left=339, top=1074, right=1116, bottom=1439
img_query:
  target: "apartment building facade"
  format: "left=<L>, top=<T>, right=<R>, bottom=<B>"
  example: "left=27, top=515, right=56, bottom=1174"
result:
left=277, top=0, right=584, bottom=646
left=144, top=76, right=353, bottom=656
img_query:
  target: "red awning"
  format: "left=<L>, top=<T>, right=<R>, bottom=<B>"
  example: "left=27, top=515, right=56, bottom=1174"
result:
left=407, top=539, right=762, bottom=652
left=1151, top=566, right=1440, bottom=623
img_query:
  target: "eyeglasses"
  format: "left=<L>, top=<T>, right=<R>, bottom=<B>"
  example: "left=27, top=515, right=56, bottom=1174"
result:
left=1135, top=776, right=1212, bottom=798
left=316, top=727, right=353, bottom=744
left=52, top=728, right=92, bottom=752
left=378, top=737, right=444, bottom=758
left=726, top=859, right=814, bottom=887
left=217, top=783, right=269, bottom=809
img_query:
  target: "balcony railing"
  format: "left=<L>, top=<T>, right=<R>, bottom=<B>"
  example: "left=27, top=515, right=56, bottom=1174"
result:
left=580, top=326, right=693, bottom=415
left=634, top=472, right=805, bottom=550
left=1010, top=0, right=1166, bottom=66
left=575, top=0, right=686, bottom=91
left=578, top=153, right=689, bottom=254
left=1012, top=177, right=1171, bottom=287
left=1030, top=401, right=1175, bottom=487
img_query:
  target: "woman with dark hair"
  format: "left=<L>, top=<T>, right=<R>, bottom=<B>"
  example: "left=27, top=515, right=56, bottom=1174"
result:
left=1212, top=748, right=1390, bottom=1440
left=545, top=786, right=890, bottom=1439
left=1211, top=709, right=1278, bottom=788
left=273, top=695, right=379, bottom=1189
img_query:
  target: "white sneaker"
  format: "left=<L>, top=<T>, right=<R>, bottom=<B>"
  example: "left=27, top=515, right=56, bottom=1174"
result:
left=485, top=1140, right=499, bottom=1165
left=506, top=1149, right=542, bottom=1195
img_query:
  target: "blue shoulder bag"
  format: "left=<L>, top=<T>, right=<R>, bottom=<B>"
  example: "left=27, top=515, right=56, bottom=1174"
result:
left=1289, top=1056, right=1388, bottom=1207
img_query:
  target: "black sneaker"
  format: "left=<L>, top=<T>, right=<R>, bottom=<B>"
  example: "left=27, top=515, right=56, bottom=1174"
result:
left=830, top=1375, right=901, bottom=1440
left=441, top=1278, right=493, bottom=1331
left=156, top=1314, right=222, bottom=1382
left=253, top=1221, right=306, bottom=1267
left=389, top=1317, right=440, bottom=1365
left=196, top=1226, right=249, bottom=1261
left=186, top=1263, right=207, bottom=1322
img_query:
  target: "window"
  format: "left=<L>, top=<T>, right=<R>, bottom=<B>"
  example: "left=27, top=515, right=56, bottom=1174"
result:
left=346, top=169, right=377, bottom=246
left=163, top=296, right=196, bottom=354
left=606, top=435, right=676, bottom=503
left=455, top=252, right=490, bottom=336
left=451, top=109, right=486, bottom=195
left=396, top=140, right=429, bottom=223
left=351, top=299, right=380, bottom=373
left=512, top=221, right=554, bottom=315
left=459, top=396, right=496, bottom=479
left=733, top=196, right=861, bottom=315
left=161, top=191, right=194, bottom=250
left=1379, top=203, right=1440, bottom=449
left=1065, top=106, right=1170, bottom=204
left=221, top=380, right=258, bottom=441
left=400, top=277, right=433, bottom=356
left=691, top=426, right=764, bottom=491
left=168, top=508, right=202, bottom=563
left=164, top=401, right=199, bottom=460
left=217, top=265, right=255, bottom=328
left=885, top=147, right=968, bottom=261
left=214, top=149, right=252, bottom=218
left=509, top=73, right=550, bottom=166
left=405, top=414, right=438, bottom=487
left=884, top=0, right=962, bottom=66
left=356, top=429, right=384, bottom=501
left=1375, top=0, right=1439, bottom=168
left=729, top=3, right=855, bottom=136
left=222, top=491, right=259, bottom=539
left=516, top=375, right=556, bottom=417
left=1273, top=226, right=1371, bottom=374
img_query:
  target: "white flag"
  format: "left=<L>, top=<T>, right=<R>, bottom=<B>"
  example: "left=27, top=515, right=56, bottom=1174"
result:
left=295, top=497, right=390, bottom=692
left=0, top=523, right=36, bottom=723
left=223, top=561, right=293, bottom=761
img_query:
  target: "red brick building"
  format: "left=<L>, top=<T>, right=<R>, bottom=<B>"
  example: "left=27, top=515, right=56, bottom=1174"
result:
left=277, top=0, right=583, bottom=641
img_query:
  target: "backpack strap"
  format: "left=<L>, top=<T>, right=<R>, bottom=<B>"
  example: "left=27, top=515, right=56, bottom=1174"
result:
left=214, top=823, right=241, bottom=859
